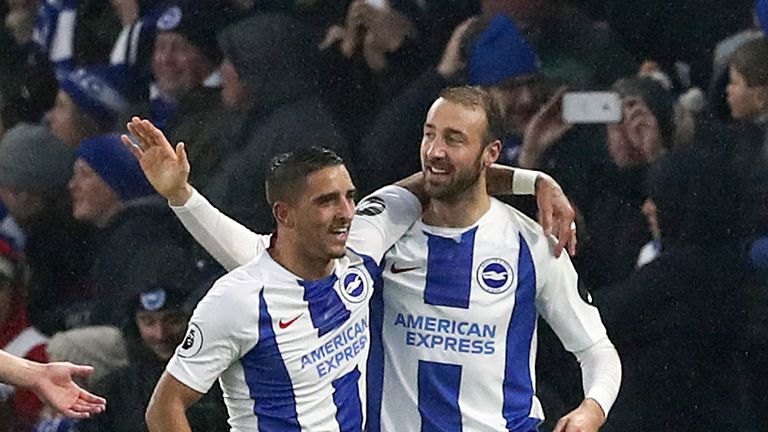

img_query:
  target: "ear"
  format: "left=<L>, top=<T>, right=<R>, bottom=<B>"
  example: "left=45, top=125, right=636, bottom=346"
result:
left=273, top=201, right=293, bottom=228
left=755, top=86, right=768, bottom=112
left=482, top=139, right=502, bottom=167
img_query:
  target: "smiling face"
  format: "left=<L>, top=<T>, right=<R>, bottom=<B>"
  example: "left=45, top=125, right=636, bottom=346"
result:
left=285, top=164, right=356, bottom=262
left=420, top=97, right=499, bottom=202
left=136, top=309, right=188, bottom=360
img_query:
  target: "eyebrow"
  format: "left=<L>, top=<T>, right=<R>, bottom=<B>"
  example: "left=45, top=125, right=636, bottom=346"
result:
left=312, top=188, right=356, bottom=204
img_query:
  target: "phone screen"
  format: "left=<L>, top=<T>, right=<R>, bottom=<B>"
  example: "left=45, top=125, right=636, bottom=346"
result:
left=562, top=92, right=622, bottom=124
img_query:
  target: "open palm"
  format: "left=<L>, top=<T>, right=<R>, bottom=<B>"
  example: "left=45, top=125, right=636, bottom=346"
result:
left=35, top=363, right=106, bottom=418
left=122, top=117, right=191, bottom=202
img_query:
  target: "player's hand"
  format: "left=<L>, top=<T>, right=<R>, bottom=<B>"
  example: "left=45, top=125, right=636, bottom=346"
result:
left=553, top=399, right=605, bottom=432
left=535, top=173, right=576, bottom=257
left=32, top=362, right=106, bottom=419
left=122, top=117, right=193, bottom=206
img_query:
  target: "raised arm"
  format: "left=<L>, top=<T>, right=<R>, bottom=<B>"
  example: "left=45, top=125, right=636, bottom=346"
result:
left=122, top=117, right=267, bottom=269
left=0, top=350, right=106, bottom=418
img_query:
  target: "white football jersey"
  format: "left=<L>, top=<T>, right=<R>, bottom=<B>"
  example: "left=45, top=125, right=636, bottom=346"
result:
left=167, top=186, right=421, bottom=432
left=367, top=198, right=609, bottom=432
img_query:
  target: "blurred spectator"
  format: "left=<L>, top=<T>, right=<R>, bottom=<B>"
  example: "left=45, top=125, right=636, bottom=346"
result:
left=48, top=66, right=133, bottom=148
left=78, top=282, right=228, bottom=432
left=109, top=0, right=169, bottom=95
left=1, top=61, right=59, bottom=133
left=149, top=1, right=240, bottom=190
left=521, top=76, right=676, bottom=288
left=595, top=122, right=756, bottom=430
left=32, top=0, right=120, bottom=71
left=707, top=4, right=762, bottom=122
left=489, top=0, right=635, bottom=88
left=0, top=123, right=94, bottom=335
left=205, top=12, right=349, bottom=231
left=68, top=134, right=194, bottom=327
left=0, top=238, right=48, bottom=430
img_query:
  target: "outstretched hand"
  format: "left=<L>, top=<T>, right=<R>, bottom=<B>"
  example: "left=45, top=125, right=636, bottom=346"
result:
left=33, top=362, right=106, bottom=419
left=121, top=117, right=193, bottom=205
left=535, top=173, right=577, bottom=257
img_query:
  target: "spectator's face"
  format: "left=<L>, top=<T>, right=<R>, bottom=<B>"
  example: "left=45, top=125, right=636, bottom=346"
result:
left=606, top=97, right=662, bottom=168
left=68, top=159, right=122, bottom=227
left=0, top=188, right=44, bottom=223
left=727, top=66, right=767, bottom=121
left=421, top=98, right=498, bottom=200
left=221, top=59, right=247, bottom=109
left=286, top=165, right=356, bottom=261
left=492, top=77, right=550, bottom=135
left=135, top=309, right=188, bottom=360
left=47, top=90, right=82, bottom=147
left=152, top=32, right=211, bottom=100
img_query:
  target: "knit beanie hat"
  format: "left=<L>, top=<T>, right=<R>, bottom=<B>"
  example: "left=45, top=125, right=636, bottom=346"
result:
left=0, top=122, right=74, bottom=193
left=156, top=2, right=238, bottom=64
left=468, top=14, right=539, bottom=86
left=757, top=0, right=768, bottom=36
left=57, top=66, right=131, bottom=127
left=74, top=134, right=155, bottom=201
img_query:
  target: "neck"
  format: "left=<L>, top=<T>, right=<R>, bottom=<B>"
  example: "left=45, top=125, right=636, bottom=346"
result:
left=270, top=231, right=335, bottom=280
left=422, top=181, right=491, bottom=228
left=94, top=202, right=124, bottom=229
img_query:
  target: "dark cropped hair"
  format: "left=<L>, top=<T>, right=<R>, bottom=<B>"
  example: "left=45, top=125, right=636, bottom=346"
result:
left=612, top=77, right=676, bottom=147
left=730, top=38, right=768, bottom=87
left=438, top=86, right=504, bottom=146
left=265, top=146, right=345, bottom=205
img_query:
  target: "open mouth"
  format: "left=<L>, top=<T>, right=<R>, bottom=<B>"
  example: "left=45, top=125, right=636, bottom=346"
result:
left=330, top=226, right=349, bottom=242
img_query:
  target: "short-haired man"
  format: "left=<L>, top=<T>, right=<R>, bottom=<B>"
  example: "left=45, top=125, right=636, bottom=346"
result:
left=139, top=144, right=425, bottom=431
left=125, top=94, right=583, bottom=431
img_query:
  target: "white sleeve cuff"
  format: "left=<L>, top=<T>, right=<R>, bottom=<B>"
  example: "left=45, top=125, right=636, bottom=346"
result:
left=574, top=337, right=622, bottom=416
left=512, top=169, right=539, bottom=195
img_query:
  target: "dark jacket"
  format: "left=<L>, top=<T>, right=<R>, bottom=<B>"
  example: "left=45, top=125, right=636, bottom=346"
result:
left=206, top=13, right=349, bottom=232
left=78, top=312, right=228, bottom=432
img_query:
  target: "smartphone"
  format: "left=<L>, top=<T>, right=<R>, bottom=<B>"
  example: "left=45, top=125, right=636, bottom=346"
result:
left=365, top=0, right=387, bottom=10
left=562, top=92, right=622, bottom=124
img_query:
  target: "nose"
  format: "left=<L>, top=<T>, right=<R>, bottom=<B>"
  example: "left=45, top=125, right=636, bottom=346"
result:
left=340, top=195, right=355, bottom=220
left=424, top=136, right=447, bottom=161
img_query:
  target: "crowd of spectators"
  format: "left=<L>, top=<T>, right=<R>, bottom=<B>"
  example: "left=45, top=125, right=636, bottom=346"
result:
left=0, top=0, right=766, bottom=430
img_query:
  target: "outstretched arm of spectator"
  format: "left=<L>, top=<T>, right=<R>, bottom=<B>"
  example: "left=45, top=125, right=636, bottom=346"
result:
left=0, top=350, right=106, bottom=418
left=519, top=87, right=573, bottom=169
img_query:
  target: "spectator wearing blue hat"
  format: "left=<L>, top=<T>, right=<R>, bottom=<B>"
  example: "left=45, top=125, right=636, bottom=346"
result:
left=0, top=123, right=94, bottom=336
left=65, top=134, right=193, bottom=329
left=48, top=67, right=131, bottom=148
left=354, top=14, right=557, bottom=195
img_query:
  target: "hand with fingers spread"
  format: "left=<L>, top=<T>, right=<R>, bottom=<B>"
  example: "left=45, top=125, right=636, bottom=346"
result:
left=0, top=350, right=106, bottom=418
left=553, top=398, right=606, bottom=432
left=520, top=86, right=573, bottom=168
left=122, top=117, right=193, bottom=206
left=534, top=173, right=577, bottom=257
left=33, top=362, right=107, bottom=419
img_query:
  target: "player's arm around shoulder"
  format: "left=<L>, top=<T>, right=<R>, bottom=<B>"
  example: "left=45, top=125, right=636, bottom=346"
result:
left=148, top=272, right=261, bottom=431
left=349, top=182, right=423, bottom=263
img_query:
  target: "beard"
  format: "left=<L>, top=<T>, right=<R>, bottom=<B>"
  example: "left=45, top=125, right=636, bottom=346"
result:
left=423, top=152, right=484, bottom=202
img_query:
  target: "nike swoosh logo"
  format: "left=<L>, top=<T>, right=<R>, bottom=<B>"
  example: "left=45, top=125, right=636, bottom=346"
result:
left=390, top=263, right=420, bottom=274
left=278, top=314, right=303, bottom=329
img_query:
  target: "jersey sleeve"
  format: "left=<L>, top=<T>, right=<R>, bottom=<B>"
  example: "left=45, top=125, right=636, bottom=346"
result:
left=171, top=188, right=270, bottom=271
left=166, top=276, right=260, bottom=394
left=347, top=185, right=421, bottom=263
left=533, top=238, right=607, bottom=353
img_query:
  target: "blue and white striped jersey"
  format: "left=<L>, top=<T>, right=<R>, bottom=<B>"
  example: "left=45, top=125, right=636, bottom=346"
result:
left=367, top=198, right=612, bottom=432
left=166, top=186, right=421, bottom=432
